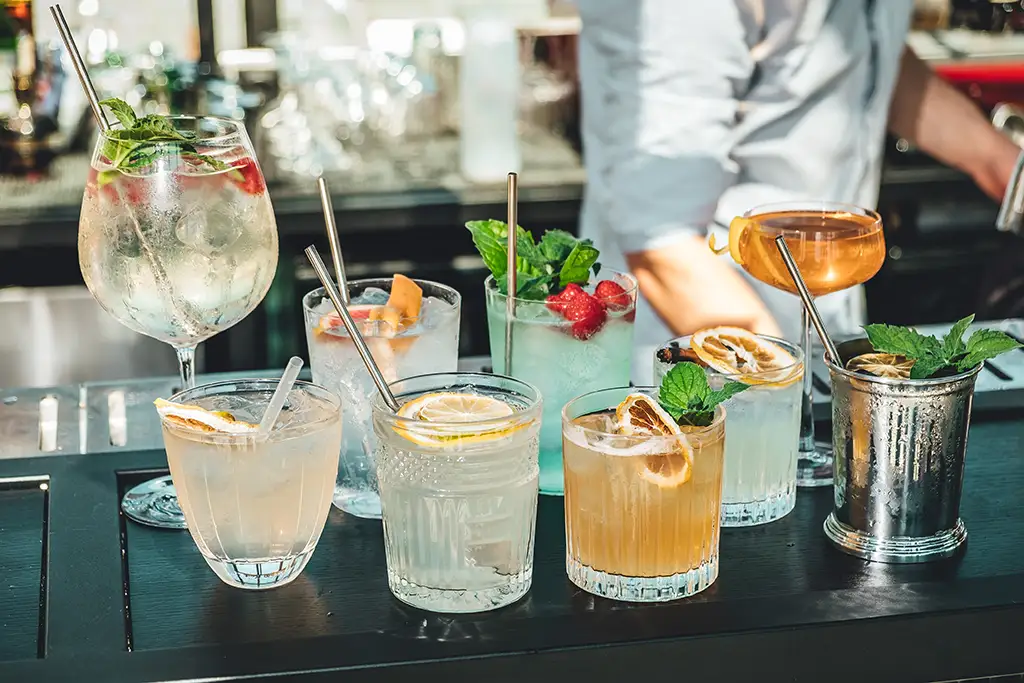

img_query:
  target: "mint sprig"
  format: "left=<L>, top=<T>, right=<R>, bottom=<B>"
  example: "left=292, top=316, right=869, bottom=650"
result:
left=864, top=314, right=1022, bottom=379
left=97, top=98, right=234, bottom=183
left=658, top=362, right=747, bottom=427
left=466, top=220, right=601, bottom=300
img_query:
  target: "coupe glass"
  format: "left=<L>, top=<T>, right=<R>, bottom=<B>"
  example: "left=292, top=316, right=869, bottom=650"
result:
left=79, top=115, right=279, bottom=528
left=738, top=202, right=884, bottom=487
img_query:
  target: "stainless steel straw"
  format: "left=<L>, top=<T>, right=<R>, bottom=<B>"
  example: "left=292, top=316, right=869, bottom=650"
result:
left=504, top=172, right=518, bottom=374
left=317, top=177, right=349, bottom=305
left=50, top=4, right=110, bottom=131
left=774, top=235, right=841, bottom=364
left=305, top=246, right=400, bottom=412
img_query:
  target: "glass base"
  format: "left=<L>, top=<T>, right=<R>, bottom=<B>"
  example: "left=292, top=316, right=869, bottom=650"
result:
left=333, top=487, right=381, bottom=519
left=204, top=549, right=315, bottom=589
left=566, top=555, right=718, bottom=602
left=121, top=476, right=188, bottom=530
left=796, top=441, right=833, bottom=488
left=823, top=513, right=967, bottom=564
left=386, top=567, right=532, bottom=613
left=721, top=486, right=796, bottom=527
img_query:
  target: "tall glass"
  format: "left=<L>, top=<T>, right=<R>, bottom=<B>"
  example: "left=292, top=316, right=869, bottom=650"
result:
left=303, top=279, right=461, bottom=519
left=159, top=379, right=341, bottom=589
left=738, top=203, right=884, bottom=487
left=372, top=373, right=541, bottom=613
left=562, top=388, right=725, bottom=602
left=654, top=336, right=803, bottom=526
left=80, top=116, right=279, bottom=528
left=485, top=269, right=637, bottom=495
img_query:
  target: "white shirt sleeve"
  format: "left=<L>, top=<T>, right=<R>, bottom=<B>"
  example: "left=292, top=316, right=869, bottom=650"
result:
left=578, top=0, right=753, bottom=254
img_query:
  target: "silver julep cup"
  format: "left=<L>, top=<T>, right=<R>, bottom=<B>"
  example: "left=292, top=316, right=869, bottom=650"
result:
left=823, top=339, right=981, bottom=563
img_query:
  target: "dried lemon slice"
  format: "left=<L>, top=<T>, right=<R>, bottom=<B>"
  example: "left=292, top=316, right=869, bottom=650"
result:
left=614, top=393, right=693, bottom=487
left=691, top=326, right=802, bottom=387
left=846, top=352, right=914, bottom=379
left=394, top=392, right=520, bottom=447
left=154, top=398, right=258, bottom=434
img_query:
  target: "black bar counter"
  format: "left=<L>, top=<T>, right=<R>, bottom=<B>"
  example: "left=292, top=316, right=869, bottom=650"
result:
left=2, top=396, right=1024, bottom=682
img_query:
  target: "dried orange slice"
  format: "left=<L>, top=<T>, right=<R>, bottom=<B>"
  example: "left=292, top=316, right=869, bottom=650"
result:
left=154, top=398, right=258, bottom=434
left=614, top=393, right=693, bottom=487
left=691, top=327, right=801, bottom=386
left=846, top=352, right=914, bottom=379
left=709, top=216, right=755, bottom=266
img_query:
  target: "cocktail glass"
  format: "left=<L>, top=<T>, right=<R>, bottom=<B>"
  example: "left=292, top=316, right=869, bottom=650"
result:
left=654, top=336, right=803, bottom=526
left=80, top=116, right=279, bottom=528
left=303, top=278, right=461, bottom=519
left=371, top=372, right=541, bottom=613
left=485, top=270, right=637, bottom=495
left=736, top=202, right=884, bottom=487
left=158, top=379, right=341, bottom=589
left=562, top=388, right=726, bottom=602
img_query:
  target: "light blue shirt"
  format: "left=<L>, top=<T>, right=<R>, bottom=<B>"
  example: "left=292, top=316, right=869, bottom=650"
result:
left=577, top=0, right=915, bottom=384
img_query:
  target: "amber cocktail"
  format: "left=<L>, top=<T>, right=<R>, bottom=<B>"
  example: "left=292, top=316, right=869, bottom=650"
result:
left=714, top=202, right=884, bottom=488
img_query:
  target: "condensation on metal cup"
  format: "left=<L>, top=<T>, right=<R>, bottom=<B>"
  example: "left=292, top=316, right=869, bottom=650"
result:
left=823, top=339, right=981, bottom=564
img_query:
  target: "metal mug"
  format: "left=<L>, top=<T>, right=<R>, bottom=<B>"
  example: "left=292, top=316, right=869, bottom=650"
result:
left=824, top=339, right=981, bottom=563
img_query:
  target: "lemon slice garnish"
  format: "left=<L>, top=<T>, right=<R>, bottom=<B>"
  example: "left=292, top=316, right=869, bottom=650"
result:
left=154, top=397, right=258, bottom=434
left=394, top=392, right=520, bottom=447
left=691, top=326, right=802, bottom=387
left=709, top=216, right=755, bottom=266
left=613, top=393, right=693, bottom=487
left=846, top=352, right=914, bottom=379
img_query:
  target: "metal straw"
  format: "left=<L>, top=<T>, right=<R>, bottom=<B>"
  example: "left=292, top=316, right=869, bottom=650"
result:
left=317, top=177, right=349, bottom=305
left=774, top=235, right=841, bottom=364
left=305, top=245, right=400, bottom=412
left=504, top=172, right=518, bottom=374
left=50, top=4, right=110, bottom=131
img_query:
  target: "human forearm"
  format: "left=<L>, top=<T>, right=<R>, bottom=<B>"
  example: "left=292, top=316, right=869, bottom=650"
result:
left=888, top=47, right=1020, bottom=200
left=625, top=237, right=781, bottom=337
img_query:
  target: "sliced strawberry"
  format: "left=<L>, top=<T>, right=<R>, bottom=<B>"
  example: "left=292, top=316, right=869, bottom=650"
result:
left=229, top=157, right=266, bottom=195
left=562, top=291, right=607, bottom=341
left=545, top=282, right=585, bottom=313
left=594, top=279, right=632, bottom=311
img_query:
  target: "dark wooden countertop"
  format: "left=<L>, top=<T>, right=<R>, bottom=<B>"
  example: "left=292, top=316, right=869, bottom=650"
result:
left=2, top=397, right=1024, bottom=683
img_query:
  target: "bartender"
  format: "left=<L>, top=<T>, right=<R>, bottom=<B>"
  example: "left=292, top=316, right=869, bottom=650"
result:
left=576, top=0, right=1021, bottom=383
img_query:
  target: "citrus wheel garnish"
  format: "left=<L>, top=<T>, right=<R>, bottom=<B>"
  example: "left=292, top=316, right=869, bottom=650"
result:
left=709, top=216, right=755, bottom=266
left=690, top=327, right=801, bottom=386
left=613, top=393, right=693, bottom=487
left=154, top=398, right=258, bottom=434
left=846, top=352, right=914, bottom=379
left=394, top=391, right=521, bottom=447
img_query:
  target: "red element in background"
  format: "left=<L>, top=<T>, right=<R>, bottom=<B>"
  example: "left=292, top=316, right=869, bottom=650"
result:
left=933, top=61, right=1024, bottom=108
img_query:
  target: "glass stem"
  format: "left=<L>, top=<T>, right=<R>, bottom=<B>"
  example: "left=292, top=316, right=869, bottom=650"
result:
left=176, top=345, right=198, bottom=390
left=799, top=306, right=816, bottom=452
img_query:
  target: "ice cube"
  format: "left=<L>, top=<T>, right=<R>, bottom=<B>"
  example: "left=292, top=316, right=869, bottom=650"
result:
left=352, top=287, right=390, bottom=306
left=175, top=203, right=243, bottom=255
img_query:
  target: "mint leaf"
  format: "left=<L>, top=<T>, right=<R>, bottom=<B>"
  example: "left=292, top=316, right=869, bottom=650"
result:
left=514, top=274, right=555, bottom=299
left=559, top=241, right=600, bottom=288
left=864, top=323, right=942, bottom=359
left=957, top=329, right=1022, bottom=371
left=466, top=220, right=510, bottom=279
left=704, top=381, right=749, bottom=410
left=908, top=355, right=944, bottom=380
left=99, top=97, right=137, bottom=128
left=538, top=230, right=577, bottom=262
left=941, top=315, right=974, bottom=359
left=658, top=363, right=710, bottom=419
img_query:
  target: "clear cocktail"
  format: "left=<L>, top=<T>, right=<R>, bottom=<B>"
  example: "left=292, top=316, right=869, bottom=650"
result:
left=714, top=203, right=884, bottom=488
left=372, top=372, right=541, bottom=613
left=303, top=276, right=461, bottom=519
left=654, top=328, right=803, bottom=526
left=157, top=379, right=341, bottom=589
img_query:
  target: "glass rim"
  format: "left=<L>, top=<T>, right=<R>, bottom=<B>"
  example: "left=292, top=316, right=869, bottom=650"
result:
left=100, top=114, right=245, bottom=145
left=658, top=333, right=804, bottom=379
left=484, top=268, right=639, bottom=304
left=301, top=278, right=462, bottom=314
left=562, top=386, right=726, bottom=443
left=743, top=201, right=881, bottom=226
left=159, top=378, right=342, bottom=440
left=823, top=345, right=984, bottom=387
left=372, top=371, right=542, bottom=430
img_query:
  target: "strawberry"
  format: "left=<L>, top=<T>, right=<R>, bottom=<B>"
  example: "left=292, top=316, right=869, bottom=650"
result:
left=229, top=157, right=266, bottom=195
left=594, top=279, right=632, bottom=311
left=562, top=291, right=607, bottom=340
left=545, top=282, right=584, bottom=313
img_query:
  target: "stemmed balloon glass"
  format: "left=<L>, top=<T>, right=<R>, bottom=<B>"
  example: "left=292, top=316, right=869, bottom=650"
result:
left=79, top=111, right=279, bottom=528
